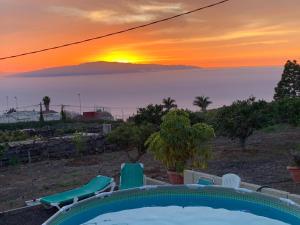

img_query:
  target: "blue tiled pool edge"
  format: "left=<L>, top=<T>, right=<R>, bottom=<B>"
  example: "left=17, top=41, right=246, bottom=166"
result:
left=44, top=185, right=300, bottom=225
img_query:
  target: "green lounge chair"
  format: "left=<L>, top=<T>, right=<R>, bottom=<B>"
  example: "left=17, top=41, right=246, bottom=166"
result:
left=120, top=163, right=144, bottom=190
left=38, top=175, right=115, bottom=209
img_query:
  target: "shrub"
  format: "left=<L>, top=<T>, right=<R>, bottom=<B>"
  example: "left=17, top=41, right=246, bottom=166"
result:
left=9, top=156, right=20, bottom=166
left=271, top=98, right=300, bottom=126
left=215, top=97, right=271, bottom=149
left=185, top=109, right=219, bottom=127
left=185, top=110, right=207, bottom=125
left=129, top=104, right=165, bottom=126
left=107, top=122, right=156, bottom=162
left=0, top=130, right=29, bottom=143
left=72, top=132, right=86, bottom=156
left=290, top=144, right=300, bottom=167
left=146, top=110, right=215, bottom=172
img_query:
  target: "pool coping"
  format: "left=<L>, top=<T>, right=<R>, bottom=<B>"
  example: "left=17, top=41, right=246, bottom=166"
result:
left=184, top=170, right=300, bottom=204
left=43, top=184, right=300, bottom=225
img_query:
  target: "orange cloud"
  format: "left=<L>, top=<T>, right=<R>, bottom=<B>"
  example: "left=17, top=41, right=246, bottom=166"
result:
left=1, top=0, right=300, bottom=73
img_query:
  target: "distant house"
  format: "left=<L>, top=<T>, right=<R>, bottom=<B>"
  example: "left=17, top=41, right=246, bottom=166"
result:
left=83, top=111, right=113, bottom=121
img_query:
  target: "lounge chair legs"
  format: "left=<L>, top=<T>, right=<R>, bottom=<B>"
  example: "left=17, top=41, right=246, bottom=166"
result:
left=29, top=176, right=115, bottom=210
left=50, top=203, right=61, bottom=210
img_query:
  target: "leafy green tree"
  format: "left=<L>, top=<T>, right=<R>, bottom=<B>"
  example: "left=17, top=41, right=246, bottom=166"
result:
left=162, top=97, right=177, bottom=111
left=43, top=96, right=51, bottom=112
left=193, top=96, right=212, bottom=112
left=274, top=60, right=300, bottom=100
left=271, top=98, right=300, bottom=126
left=215, top=97, right=270, bottom=149
left=185, top=109, right=206, bottom=125
left=146, top=110, right=215, bottom=172
left=107, top=122, right=156, bottom=162
left=185, top=109, right=219, bottom=128
left=130, top=104, right=165, bottom=126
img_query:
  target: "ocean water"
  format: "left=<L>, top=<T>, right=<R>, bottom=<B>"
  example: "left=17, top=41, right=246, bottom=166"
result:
left=0, top=67, right=282, bottom=118
left=83, top=206, right=288, bottom=225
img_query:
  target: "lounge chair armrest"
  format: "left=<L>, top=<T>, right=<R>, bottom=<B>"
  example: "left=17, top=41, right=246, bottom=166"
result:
left=95, top=181, right=116, bottom=195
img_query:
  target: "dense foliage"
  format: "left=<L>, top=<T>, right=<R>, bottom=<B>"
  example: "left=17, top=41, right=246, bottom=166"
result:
left=0, top=130, right=29, bottom=143
left=146, top=110, right=215, bottom=172
left=2, top=60, right=300, bottom=157
left=214, top=97, right=270, bottom=149
left=129, top=104, right=165, bottom=126
left=107, top=122, right=156, bottom=162
left=185, top=109, right=218, bottom=126
left=274, top=60, right=300, bottom=100
left=271, top=98, right=300, bottom=126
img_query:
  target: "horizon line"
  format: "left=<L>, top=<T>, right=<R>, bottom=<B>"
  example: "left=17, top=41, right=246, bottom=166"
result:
left=1, top=61, right=284, bottom=76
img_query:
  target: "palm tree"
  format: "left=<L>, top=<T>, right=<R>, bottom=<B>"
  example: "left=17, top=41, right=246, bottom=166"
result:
left=43, top=96, right=51, bottom=112
left=162, top=97, right=177, bottom=111
left=39, top=102, right=44, bottom=122
left=193, top=96, right=212, bottom=112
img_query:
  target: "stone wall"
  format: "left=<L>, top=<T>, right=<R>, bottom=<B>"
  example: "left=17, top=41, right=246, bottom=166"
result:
left=0, top=134, right=116, bottom=166
left=21, top=124, right=106, bottom=138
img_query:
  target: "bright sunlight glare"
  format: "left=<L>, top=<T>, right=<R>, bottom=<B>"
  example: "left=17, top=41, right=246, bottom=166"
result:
left=90, top=51, right=148, bottom=64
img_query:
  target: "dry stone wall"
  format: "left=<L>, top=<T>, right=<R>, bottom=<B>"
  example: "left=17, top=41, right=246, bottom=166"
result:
left=0, top=134, right=117, bottom=166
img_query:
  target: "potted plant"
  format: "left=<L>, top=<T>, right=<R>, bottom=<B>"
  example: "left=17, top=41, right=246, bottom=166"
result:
left=145, top=110, right=215, bottom=184
left=287, top=144, right=300, bottom=183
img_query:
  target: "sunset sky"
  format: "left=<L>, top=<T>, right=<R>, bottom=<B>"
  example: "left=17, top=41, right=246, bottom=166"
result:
left=1, top=0, right=300, bottom=74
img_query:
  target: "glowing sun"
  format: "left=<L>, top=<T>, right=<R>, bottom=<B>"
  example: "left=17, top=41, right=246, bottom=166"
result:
left=92, top=51, right=147, bottom=64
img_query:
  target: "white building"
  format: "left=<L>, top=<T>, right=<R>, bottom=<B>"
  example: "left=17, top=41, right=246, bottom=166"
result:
left=0, top=111, right=60, bottom=124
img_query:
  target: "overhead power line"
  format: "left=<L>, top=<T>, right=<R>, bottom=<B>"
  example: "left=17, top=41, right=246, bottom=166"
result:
left=0, top=0, right=230, bottom=61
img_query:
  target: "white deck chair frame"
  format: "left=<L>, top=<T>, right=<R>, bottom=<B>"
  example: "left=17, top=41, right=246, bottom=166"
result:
left=221, top=173, right=241, bottom=189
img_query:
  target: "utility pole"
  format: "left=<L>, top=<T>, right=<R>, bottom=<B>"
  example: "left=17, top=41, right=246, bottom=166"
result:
left=77, top=93, right=82, bottom=115
left=6, top=96, right=8, bottom=112
left=14, top=96, right=19, bottom=121
left=14, top=96, right=18, bottom=110
left=6, top=96, right=9, bottom=123
left=121, top=108, right=124, bottom=121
